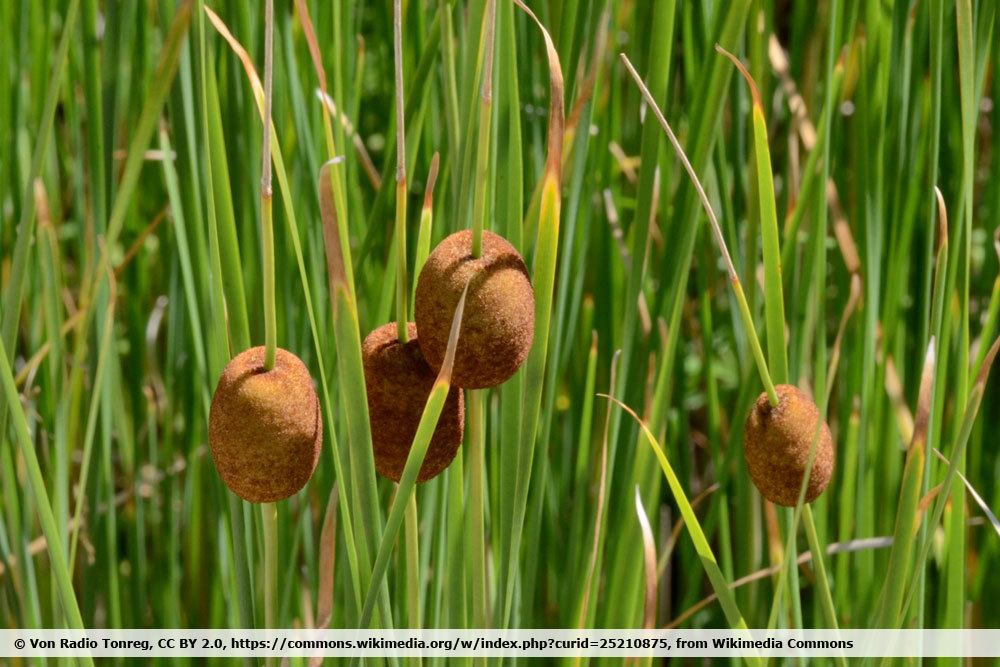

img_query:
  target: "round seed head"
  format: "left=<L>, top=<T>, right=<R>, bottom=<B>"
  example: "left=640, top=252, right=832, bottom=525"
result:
left=743, top=384, right=834, bottom=507
left=363, top=322, right=465, bottom=482
left=414, top=229, right=534, bottom=389
left=209, top=346, right=322, bottom=503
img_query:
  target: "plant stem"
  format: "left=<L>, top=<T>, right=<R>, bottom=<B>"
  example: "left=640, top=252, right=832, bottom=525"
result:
left=395, top=180, right=409, bottom=342
left=259, top=7, right=277, bottom=655
left=470, top=0, right=496, bottom=259
left=802, top=507, right=843, bottom=640
left=261, top=0, right=276, bottom=370
left=262, top=194, right=277, bottom=370
left=620, top=53, right=779, bottom=407
left=468, top=389, right=488, bottom=629
left=404, top=494, right=421, bottom=630
left=393, top=0, right=409, bottom=342
left=261, top=502, right=278, bottom=663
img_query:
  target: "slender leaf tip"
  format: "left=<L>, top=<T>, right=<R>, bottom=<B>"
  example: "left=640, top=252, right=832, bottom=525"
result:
left=513, top=0, right=564, bottom=180
left=715, top=44, right=763, bottom=110
left=436, top=282, right=470, bottom=385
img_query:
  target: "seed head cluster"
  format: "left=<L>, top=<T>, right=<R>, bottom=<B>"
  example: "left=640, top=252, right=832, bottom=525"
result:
left=415, top=230, right=535, bottom=389
left=743, top=384, right=834, bottom=507
left=362, top=229, right=535, bottom=483
left=209, top=228, right=537, bottom=491
left=362, top=322, right=465, bottom=482
left=209, top=346, right=322, bottom=503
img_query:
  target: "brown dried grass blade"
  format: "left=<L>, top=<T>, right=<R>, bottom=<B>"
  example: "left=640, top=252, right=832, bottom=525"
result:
left=293, top=0, right=328, bottom=93
left=422, top=152, right=440, bottom=211
left=634, top=485, right=658, bottom=630
left=316, top=483, right=339, bottom=630
left=512, top=0, right=565, bottom=180
left=205, top=6, right=263, bottom=104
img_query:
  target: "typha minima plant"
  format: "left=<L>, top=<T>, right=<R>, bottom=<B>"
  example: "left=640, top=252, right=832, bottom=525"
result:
left=206, top=0, right=322, bottom=503
left=621, top=48, right=843, bottom=645
left=414, top=0, right=535, bottom=390
left=203, top=4, right=326, bottom=504
left=361, top=0, right=464, bottom=483
left=206, top=2, right=320, bottom=643
left=621, top=51, right=834, bottom=511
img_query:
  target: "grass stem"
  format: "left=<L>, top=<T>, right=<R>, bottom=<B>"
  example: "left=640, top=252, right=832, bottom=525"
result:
left=393, top=0, right=410, bottom=342
left=620, top=53, right=779, bottom=407
left=470, top=0, right=496, bottom=259
left=262, top=502, right=278, bottom=664
left=261, top=0, right=276, bottom=370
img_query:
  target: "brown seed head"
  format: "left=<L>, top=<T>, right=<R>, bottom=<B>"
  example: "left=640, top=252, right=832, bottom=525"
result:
left=209, top=346, right=322, bottom=503
left=743, top=384, right=834, bottom=507
left=414, top=230, right=534, bottom=389
left=362, top=322, right=465, bottom=482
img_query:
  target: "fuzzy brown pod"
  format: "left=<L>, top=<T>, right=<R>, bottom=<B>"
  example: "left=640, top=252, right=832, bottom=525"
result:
left=743, top=384, right=834, bottom=507
left=209, top=346, right=322, bottom=503
left=414, top=230, right=534, bottom=389
left=362, top=322, right=465, bottom=482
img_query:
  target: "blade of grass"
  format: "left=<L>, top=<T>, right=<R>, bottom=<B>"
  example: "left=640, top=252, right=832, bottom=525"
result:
left=404, top=493, right=421, bottom=632
left=600, top=395, right=760, bottom=666
left=196, top=0, right=255, bottom=633
left=502, top=0, right=565, bottom=628
left=0, top=0, right=81, bottom=379
left=897, top=336, right=1000, bottom=626
left=944, top=0, right=976, bottom=634
left=67, top=270, right=116, bottom=571
left=619, top=53, right=778, bottom=406
left=574, top=349, right=618, bottom=631
left=715, top=45, right=788, bottom=384
left=0, top=332, right=92, bottom=666
left=319, top=158, right=395, bottom=631
left=876, top=339, right=937, bottom=628
left=414, top=152, right=441, bottom=305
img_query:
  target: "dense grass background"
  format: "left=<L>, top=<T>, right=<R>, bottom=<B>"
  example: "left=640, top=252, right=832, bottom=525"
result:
left=2, top=0, right=1000, bottom=660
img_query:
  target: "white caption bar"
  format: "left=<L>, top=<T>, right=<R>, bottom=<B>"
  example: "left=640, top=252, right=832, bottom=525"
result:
left=4, top=630, right=1000, bottom=658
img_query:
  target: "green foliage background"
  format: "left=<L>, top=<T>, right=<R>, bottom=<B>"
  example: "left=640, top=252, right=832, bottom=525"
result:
left=1, top=0, right=999, bottom=660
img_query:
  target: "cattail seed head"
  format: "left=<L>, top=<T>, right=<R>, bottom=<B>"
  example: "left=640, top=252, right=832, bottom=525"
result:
left=743, top=384, right=834, bottom=507
left=209, top=346, right=322, bottom=503
left=414, top=230, right=534, bottom=389
left=363, top=322, right=465, bottom=482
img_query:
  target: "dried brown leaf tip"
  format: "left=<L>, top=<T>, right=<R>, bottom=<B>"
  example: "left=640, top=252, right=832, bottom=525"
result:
left=362, top=322, right=464, bottom=482
left=743, top=384, right=834, bottom=507
left=209, top=346, right=322, bottom=503
left=414, top=230, right=534, bottom=389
